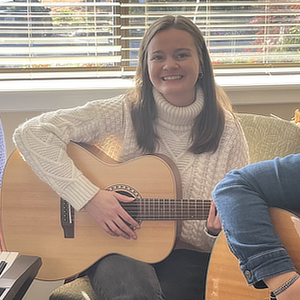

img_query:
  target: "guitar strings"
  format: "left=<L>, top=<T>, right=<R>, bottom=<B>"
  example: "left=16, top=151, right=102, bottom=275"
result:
left=120, top=199, right=212, bottom=220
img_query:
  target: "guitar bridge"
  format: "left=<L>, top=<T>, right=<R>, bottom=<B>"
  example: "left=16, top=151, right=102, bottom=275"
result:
left=60, top=198, right=75, bottom=238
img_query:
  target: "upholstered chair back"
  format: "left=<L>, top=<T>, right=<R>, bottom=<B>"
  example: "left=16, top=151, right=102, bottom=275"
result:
left=237, top=113, right=300, bottom=163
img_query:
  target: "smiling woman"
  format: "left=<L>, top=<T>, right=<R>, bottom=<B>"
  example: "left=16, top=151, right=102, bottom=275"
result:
left=147, top=28, right=200, bottom=107
left=12, top=15, right=249, bottom=300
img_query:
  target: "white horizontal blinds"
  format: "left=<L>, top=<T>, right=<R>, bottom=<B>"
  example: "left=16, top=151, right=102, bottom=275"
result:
left=0, top=0, right=299, bottom=76
left=0, top=0, right=122, bottom=69
left=121, top=0, right=300, bottom=67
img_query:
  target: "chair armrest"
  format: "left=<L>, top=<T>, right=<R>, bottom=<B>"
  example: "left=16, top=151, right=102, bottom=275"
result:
left=49, top=276, right=97, bottom=300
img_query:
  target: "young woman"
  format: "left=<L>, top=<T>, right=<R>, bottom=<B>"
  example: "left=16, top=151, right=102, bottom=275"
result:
left=13, top=15, right=249, bottom=300
left=213, top=154, right=300, bottom=300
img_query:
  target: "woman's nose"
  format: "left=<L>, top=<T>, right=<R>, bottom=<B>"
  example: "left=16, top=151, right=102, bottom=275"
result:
left=163, top=58, right=179, bottom=70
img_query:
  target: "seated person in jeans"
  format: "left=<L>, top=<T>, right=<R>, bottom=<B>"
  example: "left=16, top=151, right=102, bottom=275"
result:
left=213, top=154, right=300, bottom=300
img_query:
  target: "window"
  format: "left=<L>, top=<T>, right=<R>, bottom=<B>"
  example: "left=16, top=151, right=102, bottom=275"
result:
left=0, top=0, right=299, bottom=79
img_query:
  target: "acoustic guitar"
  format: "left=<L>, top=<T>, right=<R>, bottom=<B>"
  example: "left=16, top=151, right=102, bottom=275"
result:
left=1, top=142, right=212, bottom=281
left=206, top=208, right=300, bottom=300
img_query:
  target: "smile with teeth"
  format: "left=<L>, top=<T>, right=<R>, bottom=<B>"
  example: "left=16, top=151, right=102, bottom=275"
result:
left=162, top=75, right=183, bottom=81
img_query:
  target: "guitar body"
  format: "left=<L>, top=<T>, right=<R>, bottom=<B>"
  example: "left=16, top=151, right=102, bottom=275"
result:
left=206, top=208, right=300, bottom=300
left=1, top=143, right=182, bottom=281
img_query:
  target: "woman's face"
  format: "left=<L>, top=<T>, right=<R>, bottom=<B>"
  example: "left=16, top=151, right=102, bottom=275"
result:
left=147, top=28, right=200, bottom=107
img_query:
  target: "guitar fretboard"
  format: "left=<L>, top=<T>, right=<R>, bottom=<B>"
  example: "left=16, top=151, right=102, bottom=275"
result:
left=122, top=199, right=211, bottom=220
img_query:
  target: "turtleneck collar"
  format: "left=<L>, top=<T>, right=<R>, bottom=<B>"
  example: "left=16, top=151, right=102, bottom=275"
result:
left=153, top=86, right=204, bottom=127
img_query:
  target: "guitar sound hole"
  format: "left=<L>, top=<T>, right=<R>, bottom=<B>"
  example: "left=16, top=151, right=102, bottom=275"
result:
left=116, top=190, right=133, bottom=198
left=106, top=184, right=141, bottom=222
left=116, top=191, right=139, bottom=220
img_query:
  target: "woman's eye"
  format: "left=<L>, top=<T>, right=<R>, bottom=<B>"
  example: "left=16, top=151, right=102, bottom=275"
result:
left=151, top=55, right=163, bottom=61
left=177, top=53, right=189, bottom=59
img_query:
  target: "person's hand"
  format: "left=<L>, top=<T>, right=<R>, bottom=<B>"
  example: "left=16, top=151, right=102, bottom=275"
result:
left=206, top=201, right=222, bottom=236
left=84, top=190, right=140, bottom=240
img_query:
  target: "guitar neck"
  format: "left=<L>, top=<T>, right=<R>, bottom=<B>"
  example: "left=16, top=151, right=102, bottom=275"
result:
left=122, top=199, right=211, bottom=221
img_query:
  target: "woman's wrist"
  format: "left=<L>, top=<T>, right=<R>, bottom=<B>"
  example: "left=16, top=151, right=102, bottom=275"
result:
left=271, top=273, right=300, bottom=297
left=264, top=271, right=297, bottom=290
left=275, top=274, right=300, bottom=300
left=264, top=271, right=300, bottom=299
left=204, top=221, right=220, bottom=236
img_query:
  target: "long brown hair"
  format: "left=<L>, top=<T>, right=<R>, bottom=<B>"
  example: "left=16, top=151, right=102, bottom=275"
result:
left=128, top=15, right=232, bottom=154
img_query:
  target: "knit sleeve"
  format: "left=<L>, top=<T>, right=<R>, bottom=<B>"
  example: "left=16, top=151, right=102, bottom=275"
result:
left=13, top=95, right=127, bottom=211
left=0, top=119, right=6, bottom=188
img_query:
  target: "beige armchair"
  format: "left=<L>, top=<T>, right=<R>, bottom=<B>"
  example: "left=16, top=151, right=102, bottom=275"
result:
left=49, top=113, right=300, bottom=300
left=237, top=113, right=300, bottom=163
left=49, top=276, right=97, bottom=300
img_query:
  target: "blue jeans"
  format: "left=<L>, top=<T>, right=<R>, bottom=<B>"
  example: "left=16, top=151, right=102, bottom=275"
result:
left=87, top=249, right=210, bottom=300
left=213, top=154, right=300, bottom=287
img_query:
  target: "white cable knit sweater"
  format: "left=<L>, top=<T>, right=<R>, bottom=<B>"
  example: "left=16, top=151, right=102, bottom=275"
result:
left=13, top=87, right=249, bottom=252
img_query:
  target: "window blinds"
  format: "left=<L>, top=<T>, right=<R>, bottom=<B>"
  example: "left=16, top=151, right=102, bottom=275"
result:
left=0, top=0, right=299, bottom=78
